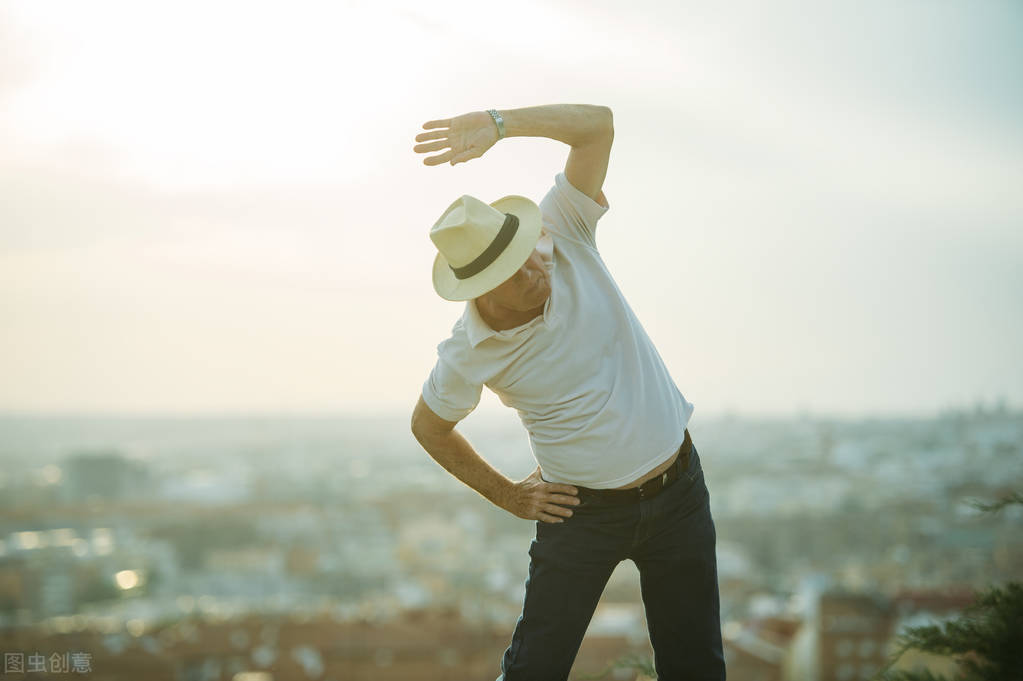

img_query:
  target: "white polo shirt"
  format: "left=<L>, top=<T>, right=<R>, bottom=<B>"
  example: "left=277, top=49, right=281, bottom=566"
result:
left=421, top=171, right=695, bottom=488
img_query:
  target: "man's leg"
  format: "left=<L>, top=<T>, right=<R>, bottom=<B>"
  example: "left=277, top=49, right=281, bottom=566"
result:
left=629, top=445, right=726, bottom=681
left=497, top=505, right=632, bottom=681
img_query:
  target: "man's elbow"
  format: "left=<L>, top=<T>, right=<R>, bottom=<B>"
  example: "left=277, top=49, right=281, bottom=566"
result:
left=410, top=400, right=449, bottom=447
left=407, top=392, right=460, bottom=445
left=580, top=106, right=613, bottom=147
left=412, top=420, right=452, bottom=453
left=410, top=409, right=429, bottom=446
left=597, top=105, right=614, bottom=137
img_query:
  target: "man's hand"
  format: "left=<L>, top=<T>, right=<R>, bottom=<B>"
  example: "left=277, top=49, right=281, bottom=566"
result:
left=414, top=111, right=499, bottom=166
left=501, top=466, right=581, bottom=523
left=412, top=396, right=580, bottom=523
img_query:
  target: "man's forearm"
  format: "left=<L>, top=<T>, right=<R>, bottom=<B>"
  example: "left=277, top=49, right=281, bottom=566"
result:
left=414, top=427, right=515, bottom=510
left=498, top=104, right=613, bottom=148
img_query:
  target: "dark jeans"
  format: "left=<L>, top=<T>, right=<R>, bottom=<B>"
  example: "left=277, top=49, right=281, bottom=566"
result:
left=496, top=440, right=726, bottom=681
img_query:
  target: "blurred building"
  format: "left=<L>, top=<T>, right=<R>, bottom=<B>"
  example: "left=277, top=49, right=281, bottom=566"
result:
left=815, top=592, right=893, bottom=681
left=60, top=450, right=153, bottom=504
left=784, top=584, right=976, bottom=681
left=723, top=615, right=800, bottom=681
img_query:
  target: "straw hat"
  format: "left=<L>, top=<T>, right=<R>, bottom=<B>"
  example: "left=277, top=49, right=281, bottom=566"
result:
left=429, top=193, right=542, bottom=301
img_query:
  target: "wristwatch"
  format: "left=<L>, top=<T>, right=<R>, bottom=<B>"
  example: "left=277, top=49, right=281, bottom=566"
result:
left=486, top=109, right=506, bottom=139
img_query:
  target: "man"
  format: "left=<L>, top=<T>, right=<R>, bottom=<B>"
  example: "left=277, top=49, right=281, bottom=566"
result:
left=410, top=104, right=725, bottom=681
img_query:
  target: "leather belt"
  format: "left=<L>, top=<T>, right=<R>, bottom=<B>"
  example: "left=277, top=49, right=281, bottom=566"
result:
left=575, top=428, right=693, bottom=505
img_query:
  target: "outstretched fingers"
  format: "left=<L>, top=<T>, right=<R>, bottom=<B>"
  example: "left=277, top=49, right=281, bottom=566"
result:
left=415, top=129, right=447, bottom=142
left=414, top=123, right=451, bottom=164
left=413, top=139, right=449, bottom=153
left=422, top=149, right=455, bottom=166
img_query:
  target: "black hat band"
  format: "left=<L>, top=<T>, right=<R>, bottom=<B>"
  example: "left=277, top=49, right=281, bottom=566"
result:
left=449, top=213, right=519, bottom=280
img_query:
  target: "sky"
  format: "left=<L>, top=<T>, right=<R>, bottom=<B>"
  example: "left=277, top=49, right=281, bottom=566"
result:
left=1, top=0, right=1021, bottom=420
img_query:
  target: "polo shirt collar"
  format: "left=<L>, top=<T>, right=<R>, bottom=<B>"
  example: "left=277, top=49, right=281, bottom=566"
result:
left=464, top=297, right=498, bottom=348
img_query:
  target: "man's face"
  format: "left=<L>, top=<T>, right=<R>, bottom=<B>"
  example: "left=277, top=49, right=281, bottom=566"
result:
left=483, top=248, right=551, bottom=312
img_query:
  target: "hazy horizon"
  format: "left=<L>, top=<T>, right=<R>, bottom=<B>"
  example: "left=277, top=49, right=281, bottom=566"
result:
left=0, top=395, right=1015, bottom=422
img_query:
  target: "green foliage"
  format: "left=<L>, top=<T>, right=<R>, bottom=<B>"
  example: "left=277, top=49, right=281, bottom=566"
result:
left=877, top=491, right=1022, bottom=681
left=878, top=583, right=1023, bottom=681
left=873, top=669, right=948, bottom=681
left=968, top=492, right=1023, bottom=514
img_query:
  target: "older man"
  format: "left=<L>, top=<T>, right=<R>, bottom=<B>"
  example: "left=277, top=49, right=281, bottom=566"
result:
left=410, top=104, right=725, bottom=681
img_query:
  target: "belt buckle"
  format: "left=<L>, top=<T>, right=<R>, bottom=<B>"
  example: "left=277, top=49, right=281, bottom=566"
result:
left=638, top=471, right=668, bottom=500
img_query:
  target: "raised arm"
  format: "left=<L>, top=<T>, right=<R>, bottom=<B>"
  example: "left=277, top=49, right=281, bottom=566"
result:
left=413, top=104, right=614, bottom=203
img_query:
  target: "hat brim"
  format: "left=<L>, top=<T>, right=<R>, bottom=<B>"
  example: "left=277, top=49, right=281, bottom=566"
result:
left=432, top=195, right=543, bottom=301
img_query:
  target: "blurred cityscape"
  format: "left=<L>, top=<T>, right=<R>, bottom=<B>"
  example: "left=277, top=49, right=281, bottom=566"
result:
left=0, top=400, right=1020, bottom=681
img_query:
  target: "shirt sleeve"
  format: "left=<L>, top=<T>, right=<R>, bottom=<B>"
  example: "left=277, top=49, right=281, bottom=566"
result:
left=538, top=171, right=610, bottom=249
left=421, top=357, right=483, bottom=422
